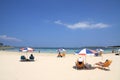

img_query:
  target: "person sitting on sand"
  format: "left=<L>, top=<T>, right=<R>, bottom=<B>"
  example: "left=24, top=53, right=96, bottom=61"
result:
left=20, top=55, right=27, bottom=61
left=95, top=59, right=112, bottom=70
left=75, top=57, right=85, bottom=69
left=29, top=54, right=34, bottom=60
left=57, top=52, right=62, bottom=57
left=77, top=57, right=93, bottom=69
left=78, top=57, right=84, bottom=64
left=21, top=55, right=26, bottom=59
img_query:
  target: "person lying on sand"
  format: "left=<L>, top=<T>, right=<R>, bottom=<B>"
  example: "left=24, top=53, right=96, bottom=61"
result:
left=95, top=59, right=109, bottom=66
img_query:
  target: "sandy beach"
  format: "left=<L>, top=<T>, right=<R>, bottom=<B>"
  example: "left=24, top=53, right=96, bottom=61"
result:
left=0, top=51, right=120, bottom=80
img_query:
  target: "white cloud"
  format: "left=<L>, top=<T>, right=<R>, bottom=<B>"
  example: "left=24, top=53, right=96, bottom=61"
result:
left=54, top=20, right=62, bottom=24
left=0, top=35, right=22, bottom=42
left=54, top=20, right=109, bottom=29
left=54, top=20, right=66, bottom=25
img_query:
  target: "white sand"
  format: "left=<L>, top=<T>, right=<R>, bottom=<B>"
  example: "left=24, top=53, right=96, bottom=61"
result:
left=0, top=51, right=120, bottom=80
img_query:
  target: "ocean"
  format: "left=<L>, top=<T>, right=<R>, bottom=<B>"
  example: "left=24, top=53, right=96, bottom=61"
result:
left=4, top=47, right=119, bottom=54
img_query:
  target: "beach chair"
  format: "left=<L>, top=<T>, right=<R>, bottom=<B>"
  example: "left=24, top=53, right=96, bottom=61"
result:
left=95, top=60, right=112, bottom=70
left=75, top=61, right=85, bottom=69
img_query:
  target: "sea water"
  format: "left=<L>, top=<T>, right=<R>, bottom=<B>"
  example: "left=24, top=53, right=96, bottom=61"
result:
left=5, top=47, right=118, bottom=54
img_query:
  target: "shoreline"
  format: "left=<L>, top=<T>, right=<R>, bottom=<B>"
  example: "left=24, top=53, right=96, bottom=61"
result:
left=0, top=50, right=115, bottom=54
left=1, top=46, right=118, bottom=54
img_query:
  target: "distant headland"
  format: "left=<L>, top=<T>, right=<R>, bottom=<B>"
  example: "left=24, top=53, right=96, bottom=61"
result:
left=0, top=42, right=13, bottom=50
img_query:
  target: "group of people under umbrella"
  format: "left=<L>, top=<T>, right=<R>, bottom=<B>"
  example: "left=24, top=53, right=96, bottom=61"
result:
left=57, top=48, right=66, bottom=57
left=56, top=48, right=112, bottom=70
left=75, top=48, right=112, bottom=70
left=20, top=47, right=35, bottom=61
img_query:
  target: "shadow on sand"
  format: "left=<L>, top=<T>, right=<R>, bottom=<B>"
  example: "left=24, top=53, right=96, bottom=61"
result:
left=72, top=66, right=96, bottom=70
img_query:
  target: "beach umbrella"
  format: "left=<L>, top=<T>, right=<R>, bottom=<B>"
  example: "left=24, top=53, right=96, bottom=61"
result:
left=57, top=48, right=66, bottom=53
left=76, top=48, right=97, bottom=63
left=20, top=48, right=27, bottom=52
left=20, top=47, right=34, bottom=59
left=20, top=47, right=34, bottom=52
left=24, top=47, right=34, bottom=52
left=96, top=49, right=104, bottom=52
left=78, top=48, right=97, bottom=55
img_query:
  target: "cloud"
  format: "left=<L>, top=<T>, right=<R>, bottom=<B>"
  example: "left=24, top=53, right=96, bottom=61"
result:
left=54, top=20, right=63, bottom=24
left=0, top=35, right=22, bottom=42
left=54, top=20, right=109, bottom=29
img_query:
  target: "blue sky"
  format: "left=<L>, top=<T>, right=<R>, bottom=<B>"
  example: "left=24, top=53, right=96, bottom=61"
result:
left=0, top=0, right=120, bottom=47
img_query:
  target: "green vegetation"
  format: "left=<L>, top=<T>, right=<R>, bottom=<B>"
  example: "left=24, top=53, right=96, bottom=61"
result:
left=0, top=42, right=13, bottom=50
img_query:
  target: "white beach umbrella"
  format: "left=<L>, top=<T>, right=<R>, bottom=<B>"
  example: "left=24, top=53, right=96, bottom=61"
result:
left=57, top=48, right=66, bottom=53
left=78, top=48, right=97, bottom=56
left=20, top=47, right=34, bottom=58
left=76, top=48, right=97, bottom=63
left=96, top=49, right=104, bottom=52
left=20, top=47, right=34, bottom=52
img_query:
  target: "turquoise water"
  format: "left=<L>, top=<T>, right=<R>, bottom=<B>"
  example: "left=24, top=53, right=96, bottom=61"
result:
left=5, top=47, right=119, bottom=54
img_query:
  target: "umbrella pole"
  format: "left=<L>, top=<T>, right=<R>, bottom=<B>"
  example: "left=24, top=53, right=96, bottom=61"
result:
left=84, top=55, right=87, bottom=63
left=26, top=52, right=28, bottom=59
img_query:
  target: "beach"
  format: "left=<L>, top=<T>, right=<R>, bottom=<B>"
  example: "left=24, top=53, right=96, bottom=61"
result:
left=0, top=51, right=120, bottom=80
